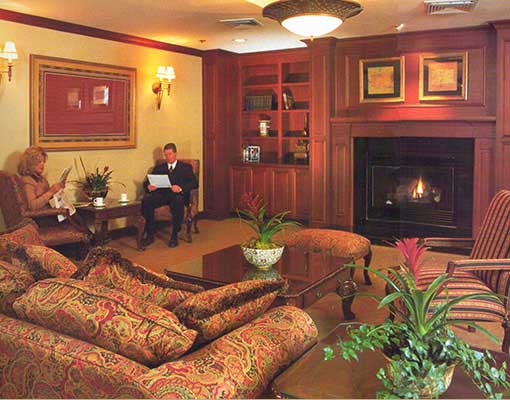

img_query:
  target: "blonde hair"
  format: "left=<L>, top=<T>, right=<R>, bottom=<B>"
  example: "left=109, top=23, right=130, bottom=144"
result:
left=17, top=146, right=47, bottom=176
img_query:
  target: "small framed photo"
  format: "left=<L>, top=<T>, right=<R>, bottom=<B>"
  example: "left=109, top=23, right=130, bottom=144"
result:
left=243, top=145, right=260, bottom=163
left=359, top=56, right=405, bottom=103
left=419, top=52, right=468, bottom=101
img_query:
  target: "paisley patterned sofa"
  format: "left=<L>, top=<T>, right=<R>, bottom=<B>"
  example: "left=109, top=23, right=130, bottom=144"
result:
left=0, top=222, right=318, bottom=398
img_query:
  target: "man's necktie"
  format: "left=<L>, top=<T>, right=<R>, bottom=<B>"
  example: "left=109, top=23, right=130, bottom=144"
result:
left=169, top=166, right=174, bottom=173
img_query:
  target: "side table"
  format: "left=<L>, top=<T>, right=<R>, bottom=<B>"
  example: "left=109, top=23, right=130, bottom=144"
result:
left=271, top=322, right=509, bottom=398
left=76, top=200, right=145, bottom=251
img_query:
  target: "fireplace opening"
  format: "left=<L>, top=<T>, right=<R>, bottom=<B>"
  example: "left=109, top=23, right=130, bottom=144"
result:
left=354, top=137, right=474, bottom=240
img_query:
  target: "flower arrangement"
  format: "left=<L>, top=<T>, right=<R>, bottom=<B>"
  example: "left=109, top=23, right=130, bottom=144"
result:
left=75, top=157, right=124, bottom=198
left=324, top=238, right=510, bottom=399
left=237, top=192, right=300, bottom=249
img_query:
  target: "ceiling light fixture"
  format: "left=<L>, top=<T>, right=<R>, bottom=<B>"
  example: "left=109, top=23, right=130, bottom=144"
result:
left=263, top=0, right=363, bottom=39
left=233, top=38, right=248, bottom=43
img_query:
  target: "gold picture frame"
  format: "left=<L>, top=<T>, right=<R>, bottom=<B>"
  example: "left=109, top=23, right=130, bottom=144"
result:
left=419, top=52, right=468, bottom=101
left=30, top=55, right=136, bottom=151
left=359, top=56, right=405, bottom=103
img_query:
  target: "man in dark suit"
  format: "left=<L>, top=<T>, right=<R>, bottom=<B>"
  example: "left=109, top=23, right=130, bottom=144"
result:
left=141, top=143, right=198, bottom=248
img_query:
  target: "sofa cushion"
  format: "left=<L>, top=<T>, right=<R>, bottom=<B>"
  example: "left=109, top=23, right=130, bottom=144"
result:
left=0, top=220, right=44, bottom=261
left=174, top=279, right=286, bottom=344
left=0, top=260, right=35, bottom=317
left=0, top=314, right=150, bottom=399
left=8, top=244, right=78, bottom=281
left=79, top=247, right=203, bottom=310
left=13, top=278, right=197, bottom=367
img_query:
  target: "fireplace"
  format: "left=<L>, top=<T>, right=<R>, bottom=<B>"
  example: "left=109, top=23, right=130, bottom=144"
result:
left=353, top=137, right=474, bottom=239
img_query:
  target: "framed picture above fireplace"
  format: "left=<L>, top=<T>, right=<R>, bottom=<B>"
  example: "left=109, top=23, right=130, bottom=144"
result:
left=359, top=56, right=405, bottom=103
left=419, top=52, right=468, bottom=101
left=30, top=55, right=136, bottom=151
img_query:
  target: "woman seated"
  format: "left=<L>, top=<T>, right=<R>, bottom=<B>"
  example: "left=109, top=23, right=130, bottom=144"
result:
left=17, top=146, right=65, bottom=211
left=17, top=146, right=90, bottom=234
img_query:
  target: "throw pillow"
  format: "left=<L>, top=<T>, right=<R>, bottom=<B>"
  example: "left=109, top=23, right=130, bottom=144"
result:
left=8, top=244, right=78, bottom=281
left=0, top=219, right=44, bottom=261
left=13, top=278, right=197, bottom=367
left=79, top=247, right=203, bottom=310
left=174, top=279, right=286, bottom=344
left=0, top=260, right=35, bottom=317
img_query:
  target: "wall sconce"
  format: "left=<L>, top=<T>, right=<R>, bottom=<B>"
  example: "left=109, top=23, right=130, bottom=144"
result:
left=152, top=66, right=175, bottom=110
left=0, top=41, right=18, bottom=82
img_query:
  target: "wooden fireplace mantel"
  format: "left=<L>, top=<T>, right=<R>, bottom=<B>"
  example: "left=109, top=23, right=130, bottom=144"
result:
left=330, top=119, right=496, bottom=237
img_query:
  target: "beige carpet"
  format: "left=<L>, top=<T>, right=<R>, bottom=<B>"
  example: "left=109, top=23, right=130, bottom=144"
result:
left=108, top=218, right=503, bottom=352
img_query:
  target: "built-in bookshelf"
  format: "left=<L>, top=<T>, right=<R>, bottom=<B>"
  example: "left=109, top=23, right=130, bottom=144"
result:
left=240, top=58, right=310, bottom=165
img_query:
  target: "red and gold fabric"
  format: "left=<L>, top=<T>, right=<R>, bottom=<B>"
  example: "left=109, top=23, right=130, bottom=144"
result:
left=137, top=306, right=318, bottom=399
left=388, top=266, right=506, bottom=322
left=285, top=229, right=371, bottom=260
left=0, top=314, right=151, bottom=399
left=13, top=278, right=197, bottom=367
left=0, top=220, right=43, bottom=260
left=8, top=243, right=78, bottom=281
left=80, top=247, right=203, bottom=310
left=174, top=279, right=285, bottom=344
left=0, top=260, right=34, bottom=317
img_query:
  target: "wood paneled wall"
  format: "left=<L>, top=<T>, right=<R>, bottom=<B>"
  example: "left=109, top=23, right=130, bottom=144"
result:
left=203, top=22, right=510, bottom=237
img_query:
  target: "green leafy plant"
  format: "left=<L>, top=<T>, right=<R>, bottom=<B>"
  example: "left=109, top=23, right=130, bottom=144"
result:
left=237, top=192, right=300, bottom=249
left=323, top=238, right=509, bottom=399
left=75, top=157, right=125, bottom=193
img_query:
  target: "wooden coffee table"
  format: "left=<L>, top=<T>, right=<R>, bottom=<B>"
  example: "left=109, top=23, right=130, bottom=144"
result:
left=76, top=200, right=145, bottom=251
left=165, top=245, right=357, bottom=316
left=271, top=322, right=510, bottom=398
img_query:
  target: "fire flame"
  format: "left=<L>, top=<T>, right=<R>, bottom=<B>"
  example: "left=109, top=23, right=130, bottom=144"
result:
left=412, top=177, right=425, bottom=199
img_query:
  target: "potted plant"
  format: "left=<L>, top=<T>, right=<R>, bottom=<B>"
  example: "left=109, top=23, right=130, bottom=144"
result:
left=74, top=157, right=125, bottom=200
left=324, top=238, right=510, bottom=399
left=237, top=192, right=300, bottom=273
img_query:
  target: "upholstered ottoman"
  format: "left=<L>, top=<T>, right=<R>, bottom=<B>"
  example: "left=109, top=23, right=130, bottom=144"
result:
left=285, top=229, right=372, bottom=285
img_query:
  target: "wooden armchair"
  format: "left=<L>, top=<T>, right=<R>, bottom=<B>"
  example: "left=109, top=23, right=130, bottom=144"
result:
left=153, top=159, right=200, bottom=243
left=0, top=171, right=90, bottom=255
left=417, top=190, right=510, bottom=352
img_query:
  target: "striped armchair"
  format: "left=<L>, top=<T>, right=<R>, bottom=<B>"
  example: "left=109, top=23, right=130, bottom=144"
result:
left=420, top=190, right=510, bottom=353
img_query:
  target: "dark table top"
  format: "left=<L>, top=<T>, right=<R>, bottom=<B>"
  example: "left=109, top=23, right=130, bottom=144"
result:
left=165, top=245, right=349, bottom=297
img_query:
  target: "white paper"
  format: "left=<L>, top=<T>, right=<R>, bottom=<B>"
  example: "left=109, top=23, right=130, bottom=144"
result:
left=147, top=174, right=171, bottom=188
left=59, top=166, right=72, bottom=184
left=51, top=190, right=76, bottom=222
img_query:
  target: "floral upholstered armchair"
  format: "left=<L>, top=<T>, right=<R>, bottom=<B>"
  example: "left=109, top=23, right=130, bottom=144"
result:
left=0, top=171, right=89, bottom=255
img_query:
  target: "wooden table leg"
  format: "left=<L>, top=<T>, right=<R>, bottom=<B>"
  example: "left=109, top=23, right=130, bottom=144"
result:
left=93, top=220, right=109, bottom=245
left=134, top=214, right=146, bottom=251
left=337, top=278, right=357, bottom=320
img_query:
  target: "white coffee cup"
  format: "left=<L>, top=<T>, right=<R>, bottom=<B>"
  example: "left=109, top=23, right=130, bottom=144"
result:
left=93, top=197, right=104, bottom=207
left=120, top=193, right=128, bottom=202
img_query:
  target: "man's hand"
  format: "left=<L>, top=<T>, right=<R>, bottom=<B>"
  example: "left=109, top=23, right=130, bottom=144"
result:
left=147, top=184, right=158, bottom=192
left=171, top=185, right=183, bottom=193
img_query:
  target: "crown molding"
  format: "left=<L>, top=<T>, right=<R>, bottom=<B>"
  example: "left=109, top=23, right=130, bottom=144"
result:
left=0, top=8, right=203, bottom=58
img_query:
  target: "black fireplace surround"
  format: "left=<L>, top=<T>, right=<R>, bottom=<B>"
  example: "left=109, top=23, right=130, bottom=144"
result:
left=353, top=137, right=474, bottom=240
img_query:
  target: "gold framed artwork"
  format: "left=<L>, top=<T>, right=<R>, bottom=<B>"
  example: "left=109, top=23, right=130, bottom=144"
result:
left=30, top=55, right=136, bottom=151
left=359, top=57, right=405, bottom=103
left=419, top=52, right=468, bottom=101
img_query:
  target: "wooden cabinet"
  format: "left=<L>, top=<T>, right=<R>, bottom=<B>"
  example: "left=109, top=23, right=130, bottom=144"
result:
left=240, top=51, right=311, bottom=166
left=230, top=164, right=309, bottom=220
